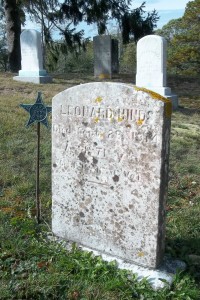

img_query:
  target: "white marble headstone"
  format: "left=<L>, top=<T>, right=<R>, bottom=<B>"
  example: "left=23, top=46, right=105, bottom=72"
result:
left=136, top=35, right=178, bottom=109
left=13, top=29, right=52, bottom=84
left=20, top=29, right=43, bottom=73
left=52, top=82, right=172, bottom=269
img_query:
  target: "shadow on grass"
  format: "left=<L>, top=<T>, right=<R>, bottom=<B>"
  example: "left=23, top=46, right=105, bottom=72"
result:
left=166, top=237, right=200, bottom=282
left=177, top=106, right=200, bottom=116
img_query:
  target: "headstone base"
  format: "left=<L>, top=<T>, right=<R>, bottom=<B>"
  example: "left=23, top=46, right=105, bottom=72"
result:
left=165, top=94, right=179, bottom=110
left=98, top=73, right=112, bottom=79
left=48, top=235, right=186, bottom=290
left=13, top=75, right=52, bottom=84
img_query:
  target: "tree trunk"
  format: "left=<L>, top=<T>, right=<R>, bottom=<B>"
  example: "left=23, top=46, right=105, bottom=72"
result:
left=4, top=0, right=21, bottom=72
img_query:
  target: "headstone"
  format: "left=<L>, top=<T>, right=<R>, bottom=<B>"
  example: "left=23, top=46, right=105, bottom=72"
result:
left=14, top=29, right=52, bottom=84
left=52, top=82, right=172, bottom=270
left=136, top=35, right=178, bottom=109
left=93, top=35, right=119, bottom=79
left=111, top=39, right=119, bottom=74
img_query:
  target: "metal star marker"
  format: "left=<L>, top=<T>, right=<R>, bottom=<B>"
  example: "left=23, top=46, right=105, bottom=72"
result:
left=20, top=92, right=51, bottom=127
left=20, top=92, right=52, bottom=223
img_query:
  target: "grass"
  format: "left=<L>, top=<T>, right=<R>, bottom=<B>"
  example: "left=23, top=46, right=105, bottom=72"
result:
left=0, top=72, right=200, bottom=299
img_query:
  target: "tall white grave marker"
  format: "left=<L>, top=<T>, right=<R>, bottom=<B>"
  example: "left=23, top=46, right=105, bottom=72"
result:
left=14, top=29, right=52, bottom=84
left=136, top=35, right=178, bottom=109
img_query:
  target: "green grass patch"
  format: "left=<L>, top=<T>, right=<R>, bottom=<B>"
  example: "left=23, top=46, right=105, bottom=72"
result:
left=0, top=72, right=200, bottom=299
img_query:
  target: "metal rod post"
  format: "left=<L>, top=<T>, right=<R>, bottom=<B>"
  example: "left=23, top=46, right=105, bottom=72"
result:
left=36, top=122, right=41, bottom=223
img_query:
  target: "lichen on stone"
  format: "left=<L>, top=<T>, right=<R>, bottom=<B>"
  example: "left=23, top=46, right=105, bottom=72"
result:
left=95, top=96, right=103, bottom=103
left=136, top=119, right=144, bottom=126
left=134, top=86, right=172, bottom=118
left=137, top=251, right=145, bottom=257
left=117, top=116, right=123, bottom=122
left=99, top=73, right=111, bottom=79
left=93, top=117, right=99, bottom=123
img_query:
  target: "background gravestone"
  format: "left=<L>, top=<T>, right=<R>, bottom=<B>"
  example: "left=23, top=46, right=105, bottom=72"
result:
left=93, top=35, right=119, bottom=78
left=14, top=29, right=52, bottom=84
left=136, top=35, right=178, bottom=109
left=52, top=82, right=172, bottom=269
left=111, top=39, right=119, bottom=74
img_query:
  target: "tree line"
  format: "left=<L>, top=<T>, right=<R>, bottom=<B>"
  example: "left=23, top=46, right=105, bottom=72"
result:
left=156, top=0, right=200, bottom=75
left=1, top=0, right=158, bottom=72
left=0, top=0, right=199, bottom=75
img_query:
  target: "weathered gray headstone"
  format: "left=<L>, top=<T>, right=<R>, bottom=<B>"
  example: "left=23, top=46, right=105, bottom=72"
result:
left=136, top=35, right=178, bottom=109
left=93, top=35, right=119, bottom=79
left=52, top=82, right=172, bottom=270
left=14, top=29, right=52, bottom=84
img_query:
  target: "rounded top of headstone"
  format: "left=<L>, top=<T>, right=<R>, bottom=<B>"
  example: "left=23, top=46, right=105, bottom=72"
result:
left=93, top=35, right=111, bottom=41
left=21, top=29, right=41, bottom=38
left=53, top=82, right=172, bottom=118
left=134, top=86, right=172, bottom=117
left=138, top=34, right=167, bottom=45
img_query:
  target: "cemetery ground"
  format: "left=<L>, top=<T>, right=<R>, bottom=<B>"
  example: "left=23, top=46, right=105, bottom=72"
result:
left=0, top=72, right=200, bottom=299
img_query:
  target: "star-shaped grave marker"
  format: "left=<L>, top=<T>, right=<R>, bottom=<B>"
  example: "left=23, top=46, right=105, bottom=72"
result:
left=20, top=91, right=51, bottom=127
left=20, top=92, right=51, bottom=223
